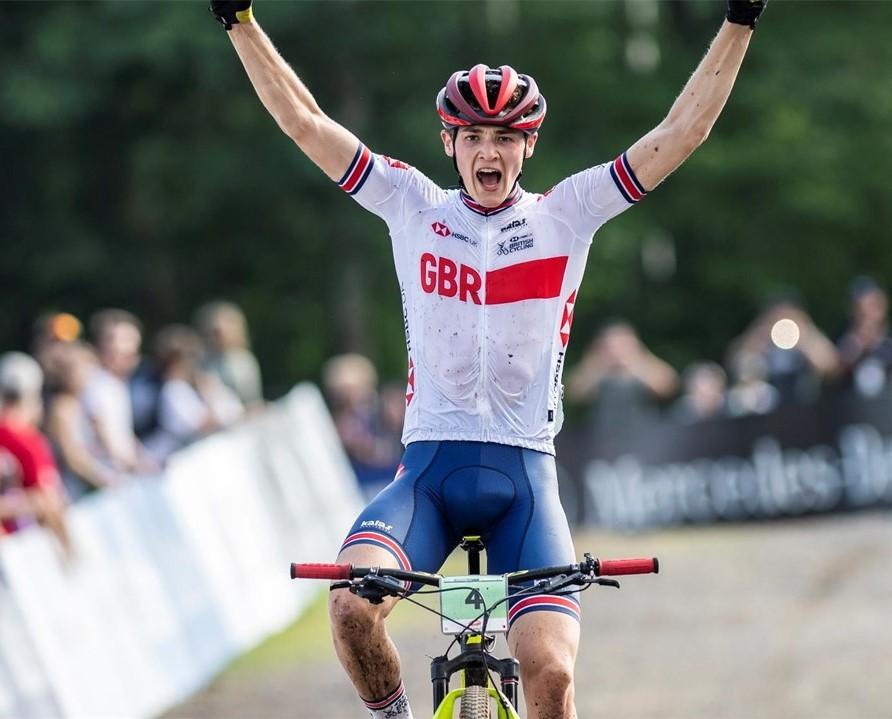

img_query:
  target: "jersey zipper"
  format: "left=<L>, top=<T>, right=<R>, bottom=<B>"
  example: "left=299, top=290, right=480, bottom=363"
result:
left=479, top=213, right=492, bottom=441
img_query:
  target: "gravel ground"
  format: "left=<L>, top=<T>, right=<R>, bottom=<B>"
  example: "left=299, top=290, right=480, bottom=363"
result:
left=164, top=511, right=892, bottom=719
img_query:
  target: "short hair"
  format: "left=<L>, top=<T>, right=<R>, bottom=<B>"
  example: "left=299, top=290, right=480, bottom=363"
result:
left=194, top=300, right=250, bottom=348
left=153, top=324, right=203, bottom=372
left=89, top=308, right=142, bottom=344
left=0, top=352, right=43, bottom=404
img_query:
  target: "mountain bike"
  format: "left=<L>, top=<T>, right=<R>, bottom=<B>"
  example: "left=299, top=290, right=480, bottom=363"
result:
left=291, top=536, right=659, bottom=718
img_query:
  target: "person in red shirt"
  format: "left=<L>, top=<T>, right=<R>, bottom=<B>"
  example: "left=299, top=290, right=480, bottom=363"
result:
left=0, top=352, right=71, bottom=553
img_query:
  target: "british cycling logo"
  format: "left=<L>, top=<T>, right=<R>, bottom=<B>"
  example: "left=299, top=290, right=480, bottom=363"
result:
left=499, top=218, right=527, bottom=233
left=497, top=235, right=535, bottom=255
left=361, top=519, right=394, bottom=533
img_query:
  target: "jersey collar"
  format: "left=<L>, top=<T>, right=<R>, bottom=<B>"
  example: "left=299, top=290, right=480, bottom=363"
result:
left=459, top=185, right=523, bottom=217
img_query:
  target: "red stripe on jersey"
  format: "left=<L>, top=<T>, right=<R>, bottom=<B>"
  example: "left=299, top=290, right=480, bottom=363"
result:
left=485, top=256, right=568, bottom=305
left=612, top=154, right=644, bottom=202
left=341, top=145, right=372, bottom=193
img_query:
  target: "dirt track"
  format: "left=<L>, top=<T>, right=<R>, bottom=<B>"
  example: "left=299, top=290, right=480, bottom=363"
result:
left=165, top=512, right=892, bottom=719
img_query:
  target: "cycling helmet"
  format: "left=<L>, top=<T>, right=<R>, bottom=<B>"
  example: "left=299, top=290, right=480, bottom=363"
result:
left=436, top=64, right=546, bottom=133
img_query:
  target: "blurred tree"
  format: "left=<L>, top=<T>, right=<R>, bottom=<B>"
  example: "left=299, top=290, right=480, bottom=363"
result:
left=1, top=0, right=890, bottom=401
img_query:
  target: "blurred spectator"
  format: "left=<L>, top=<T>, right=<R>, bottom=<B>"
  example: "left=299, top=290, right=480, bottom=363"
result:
left=81, top=309, right=156, bottom=473
left=130, top=354, right=163, bottom=442
left=0, top=352, right=71, bottom=554
left=836, top=276, right=892, bottom=397
left=31, top=311, right=84, bottom=373
left=671, top=361, right=728, bottom=424
left=195, top=301, right=264, bottom=412
left=323, top=353, right=403, bottom=498
left=0, top=449, right=38, bottom=536
left=727, top=297, right=839, bottom=405
left=566, top=321, right=679, bottom=430
left=144, top=325, right=243, bottom=464
left=725, top=352, right=780, bottom=417
left=44, top=342, right=120, bottom=502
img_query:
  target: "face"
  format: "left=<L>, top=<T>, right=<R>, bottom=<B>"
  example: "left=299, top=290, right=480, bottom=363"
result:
left=855, top=289, right=887, bottom=325
left=99, top=322, right=141, bottom=378
left=441, top=126, right=537, bottom=207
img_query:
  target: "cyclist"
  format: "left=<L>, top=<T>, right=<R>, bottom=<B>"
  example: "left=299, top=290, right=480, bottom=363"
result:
left=209, top=2, right=766, bottom=717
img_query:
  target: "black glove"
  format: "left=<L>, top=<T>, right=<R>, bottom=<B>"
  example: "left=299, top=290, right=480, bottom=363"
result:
left=727, top=0, right=766, bottom=29
left=209, top=0, right=253, bottom=31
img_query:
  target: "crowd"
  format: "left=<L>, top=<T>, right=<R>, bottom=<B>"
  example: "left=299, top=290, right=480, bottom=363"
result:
left=326, top=276, right=892, bottom=493
left=6, top=276, right=890, bottom=545
left=0, top=301, right=263, bottom=551
left=567, top=276, right=892, bottom=431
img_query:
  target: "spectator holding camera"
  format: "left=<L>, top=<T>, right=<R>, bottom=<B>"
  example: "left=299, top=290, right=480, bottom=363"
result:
left=727, top=296, right=839, bottom=405
left=836, top=276, right=892, bottom=397
left=567, top=321, right=679, bottom=431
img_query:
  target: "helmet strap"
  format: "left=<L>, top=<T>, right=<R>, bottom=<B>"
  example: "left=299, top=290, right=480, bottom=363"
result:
left=450, top=129, right=464, bottom=187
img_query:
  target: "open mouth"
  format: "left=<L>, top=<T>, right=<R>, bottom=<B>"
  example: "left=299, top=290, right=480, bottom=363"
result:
left=476, top=169, right=502, bottom=191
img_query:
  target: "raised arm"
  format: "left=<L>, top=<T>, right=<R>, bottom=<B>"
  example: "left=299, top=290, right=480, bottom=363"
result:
left=211, top=1, right=360, bottom=182
left=626, top=1, right=766, bottom=191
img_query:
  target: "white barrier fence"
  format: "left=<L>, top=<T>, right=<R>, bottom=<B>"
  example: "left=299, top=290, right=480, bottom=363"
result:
left=0, top=384, right=363, bottom=719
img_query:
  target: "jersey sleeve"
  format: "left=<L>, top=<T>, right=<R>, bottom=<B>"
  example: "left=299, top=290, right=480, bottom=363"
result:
left=335, top=143, right=446, bottom=228
left=541, top=151, right=648, bottom=242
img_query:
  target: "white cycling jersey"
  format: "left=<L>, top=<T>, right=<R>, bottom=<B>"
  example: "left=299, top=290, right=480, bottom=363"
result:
left=338, top=143, right=647, bottom=455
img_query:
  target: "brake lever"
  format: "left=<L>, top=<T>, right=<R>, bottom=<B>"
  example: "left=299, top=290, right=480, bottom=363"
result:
left=351, top=575, right=407, bottom=605
left=591, top=577, right=620, bottom=589
left=534, top=572, right=588, bottom=594
left=579, top=553, right=620, bottom=589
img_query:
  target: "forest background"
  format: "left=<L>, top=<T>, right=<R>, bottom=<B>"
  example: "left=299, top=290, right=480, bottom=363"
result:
left=3, top=0, right=890, bottom=398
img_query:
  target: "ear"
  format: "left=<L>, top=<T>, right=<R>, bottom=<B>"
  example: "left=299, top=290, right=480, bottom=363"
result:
left=524, top=132, right=539, bottom=160
left=441, top=129, right=455, bottom=158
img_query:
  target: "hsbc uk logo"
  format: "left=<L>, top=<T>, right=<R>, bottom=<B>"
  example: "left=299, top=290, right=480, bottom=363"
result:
left=559, top=290, right=576, bottom=347
left=431, top=221, right=451, bottom=237
left=431, top=221, right=477, bottom=247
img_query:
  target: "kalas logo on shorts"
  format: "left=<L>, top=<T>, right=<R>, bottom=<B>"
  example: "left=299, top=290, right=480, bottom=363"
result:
left=431, top=221, right=451, bottom=238
left=360, top=519, right=394, bottom=533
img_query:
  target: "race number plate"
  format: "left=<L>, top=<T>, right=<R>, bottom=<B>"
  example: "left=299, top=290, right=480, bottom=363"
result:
left=439, top=575, right=508, bottom=634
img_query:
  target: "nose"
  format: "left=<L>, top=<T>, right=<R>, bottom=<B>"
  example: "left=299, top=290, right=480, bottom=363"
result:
left=477, top=137, right=500, bottom=160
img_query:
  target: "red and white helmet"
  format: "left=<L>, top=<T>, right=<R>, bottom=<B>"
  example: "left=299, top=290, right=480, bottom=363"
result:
left=436, top=64, right=547, bottom=133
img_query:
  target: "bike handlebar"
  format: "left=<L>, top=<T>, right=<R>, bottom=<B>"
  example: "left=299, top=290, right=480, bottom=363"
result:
left=290, top=562, right=352, bottom=580
left=290, top=556, right=658, bottom=584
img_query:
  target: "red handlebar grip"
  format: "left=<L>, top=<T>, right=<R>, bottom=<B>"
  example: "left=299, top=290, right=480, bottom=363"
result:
left=290, top=563, right=352, bottom=580
left=598, top=557, right=659, bottom=576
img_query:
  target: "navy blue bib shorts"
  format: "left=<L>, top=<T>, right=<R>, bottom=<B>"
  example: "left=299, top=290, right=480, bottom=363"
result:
left=340, top=440, right=580, bottom=628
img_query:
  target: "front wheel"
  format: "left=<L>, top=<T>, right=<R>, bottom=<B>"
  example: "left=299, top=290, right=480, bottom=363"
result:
left=459, top=684, right=491, bottom=719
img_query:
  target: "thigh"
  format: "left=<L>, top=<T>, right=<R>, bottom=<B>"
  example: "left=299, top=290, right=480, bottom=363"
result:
left=485, top=448, right=576, bottom=573
left=484, top=448, right=580, bottom=629
left=508, top=610, right=580, bottom=668
left=340, top=441, right=455, bottom=576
